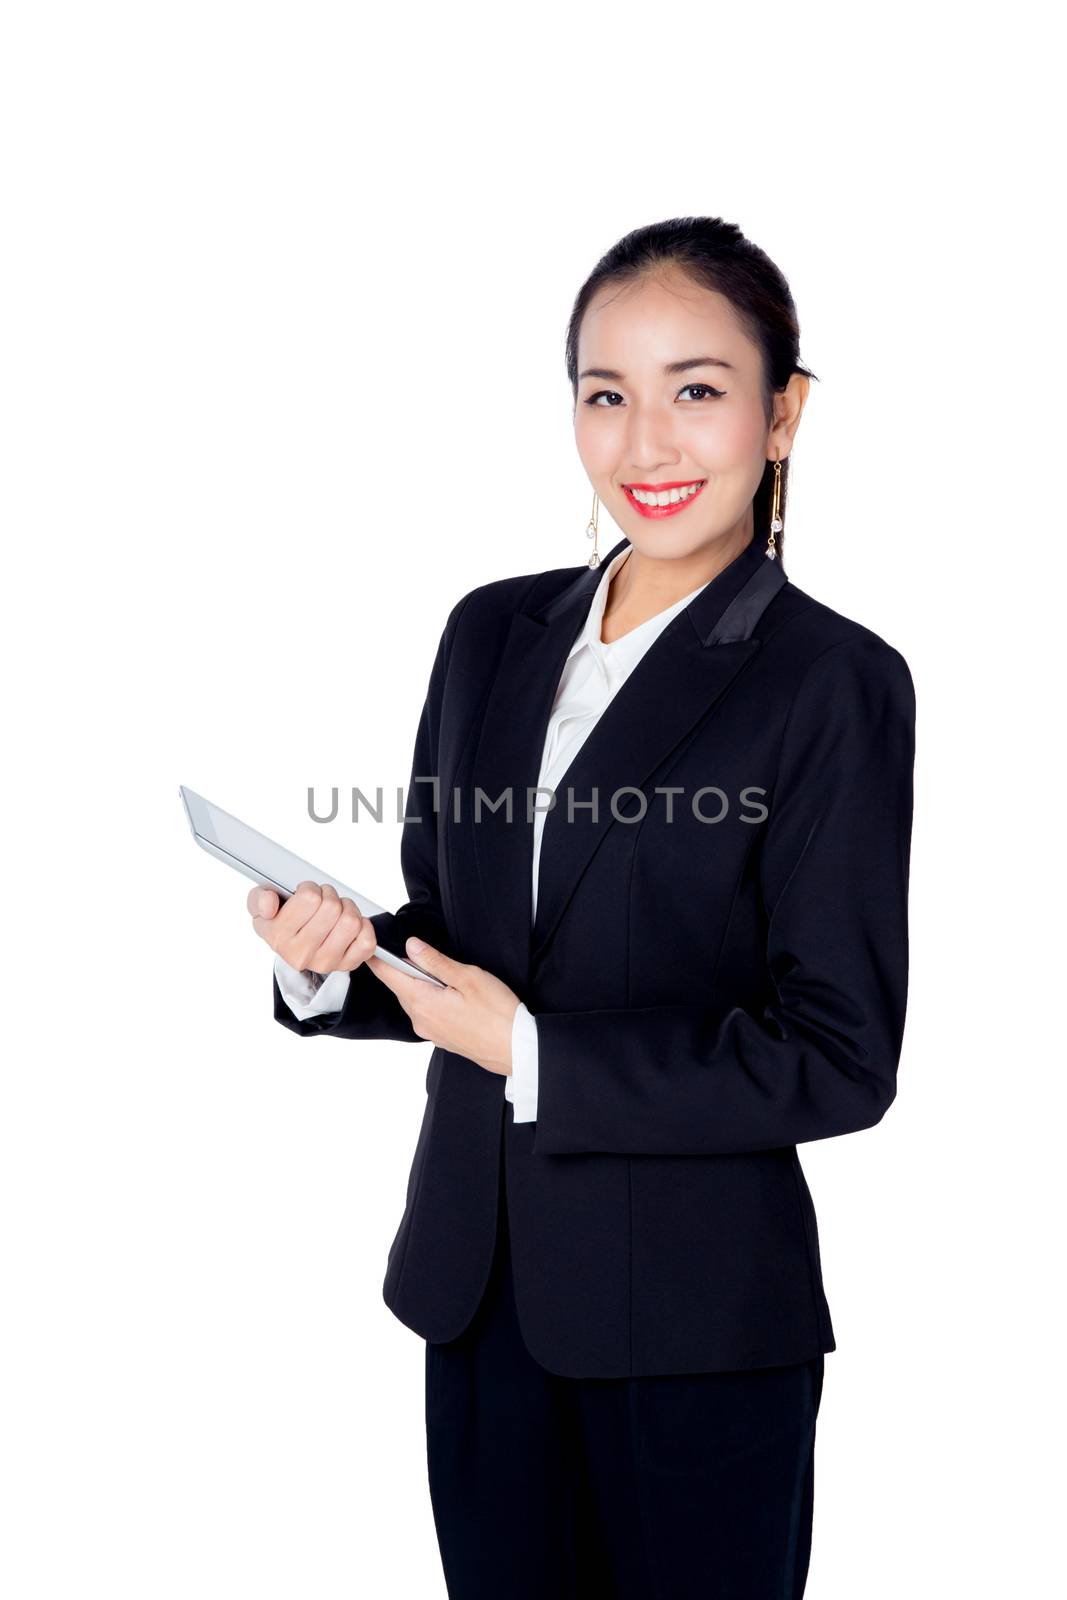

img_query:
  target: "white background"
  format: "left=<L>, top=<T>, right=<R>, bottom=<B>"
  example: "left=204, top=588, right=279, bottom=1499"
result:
left=2, top=3, right=1062, bottom=1595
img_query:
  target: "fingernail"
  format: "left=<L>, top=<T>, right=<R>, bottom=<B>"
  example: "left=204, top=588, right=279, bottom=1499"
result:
left=407, top=937, right=425, bottom=953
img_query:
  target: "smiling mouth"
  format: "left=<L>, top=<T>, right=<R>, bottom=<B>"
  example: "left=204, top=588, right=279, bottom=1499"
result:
left=622, top=479, right=708, bottom=517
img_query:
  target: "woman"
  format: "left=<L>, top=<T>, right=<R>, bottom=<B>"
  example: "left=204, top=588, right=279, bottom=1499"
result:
left=250, top=216, right=916, bottom=1598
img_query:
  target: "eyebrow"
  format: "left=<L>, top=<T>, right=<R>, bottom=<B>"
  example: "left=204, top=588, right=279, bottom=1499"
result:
left=577, top=355, right=735, bottom=381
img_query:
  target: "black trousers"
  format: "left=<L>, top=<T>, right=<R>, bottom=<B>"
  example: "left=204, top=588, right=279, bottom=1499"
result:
left=425, top=1119, right=825, bottom=1599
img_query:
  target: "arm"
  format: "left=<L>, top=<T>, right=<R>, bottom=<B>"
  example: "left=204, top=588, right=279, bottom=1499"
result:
left=273, top=590, right=474, bottom=1043
left=531, top=636, right=916, bottom=1157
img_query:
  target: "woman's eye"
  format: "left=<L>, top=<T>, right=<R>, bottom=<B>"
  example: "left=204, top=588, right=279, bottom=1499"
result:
left=583, top=385, right=726, bottom=407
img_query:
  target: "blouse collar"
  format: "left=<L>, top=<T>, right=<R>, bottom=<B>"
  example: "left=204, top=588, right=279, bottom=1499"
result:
left=564, top=542, right=714, bottom=671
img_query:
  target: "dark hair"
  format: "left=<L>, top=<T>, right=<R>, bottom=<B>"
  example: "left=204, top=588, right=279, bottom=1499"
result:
left=565, top=216, right=817, bottom=572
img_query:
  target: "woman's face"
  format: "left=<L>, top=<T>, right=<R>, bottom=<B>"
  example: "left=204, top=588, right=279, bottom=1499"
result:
left=573, top=268, right=804, bottom=562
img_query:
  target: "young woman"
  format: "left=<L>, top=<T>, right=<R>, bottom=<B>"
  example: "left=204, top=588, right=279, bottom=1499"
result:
left=250, top=216, right=916, bottom=1598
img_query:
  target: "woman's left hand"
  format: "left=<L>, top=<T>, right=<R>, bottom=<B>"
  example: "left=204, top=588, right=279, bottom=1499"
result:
left=366, top=938, right=520, bottom=1077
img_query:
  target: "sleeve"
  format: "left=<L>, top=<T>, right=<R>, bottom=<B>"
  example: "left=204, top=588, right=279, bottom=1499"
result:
left=273, top=589, right=475, bottom=1044
left=506, top=1001, right=540, bottom=1123
left=274, top=954, right=351, bottom=1022
left=530, top=636, right=916, bottom=1157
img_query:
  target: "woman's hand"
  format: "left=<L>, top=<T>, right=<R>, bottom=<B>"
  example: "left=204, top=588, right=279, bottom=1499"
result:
left=366, top=938, right=520, bottom=1077
left=247, top=880, right=378, bottom=975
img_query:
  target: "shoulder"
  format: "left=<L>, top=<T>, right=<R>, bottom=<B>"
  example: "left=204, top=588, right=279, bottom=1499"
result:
left=766, top=580, right=915, bottom=713
left=759, top=586, right=917, bottom=801
left=454, top=559, right=581, bottom=619
left=436, top=558, right=589, bottom=648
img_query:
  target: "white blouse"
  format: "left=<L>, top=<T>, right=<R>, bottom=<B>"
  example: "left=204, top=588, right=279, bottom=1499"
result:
left=275, top=542, right=713, bottom=1123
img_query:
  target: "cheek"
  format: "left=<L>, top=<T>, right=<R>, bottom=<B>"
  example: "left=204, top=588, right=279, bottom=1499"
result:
left=573, top=409, right=617, bottom=476
left=684, top=407, right=766, bottom=472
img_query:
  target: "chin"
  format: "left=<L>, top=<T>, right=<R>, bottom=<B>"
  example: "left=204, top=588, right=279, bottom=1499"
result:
left=625, top=522, right=720, bottom=557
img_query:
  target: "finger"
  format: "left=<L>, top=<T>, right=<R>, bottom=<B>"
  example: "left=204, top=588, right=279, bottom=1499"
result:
left=268, top=881, right=322, bottom=944
left=285, top=884, right=346, bottom=967
left=404, top=938, right=465, bottom=989
left=366, top=956, right=430, bottom=1031
left=247, top=884, right=280, bottom=919
left=365, top=953, right=408, bottom=994
left=311, top=899, right=370, bottom=973
left=335, top=911, right=379, bottom=973
left=252, top=913, right=282, bottom=944
left=253, top=882, right=336, bottom=953
left=275, top=880, right=337, bottom=942
left=366, top=953, right=438, bottom=1005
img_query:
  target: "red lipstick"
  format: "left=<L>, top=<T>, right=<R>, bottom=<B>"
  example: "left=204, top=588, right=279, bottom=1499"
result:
left=622, top=479, right=708, bottom=519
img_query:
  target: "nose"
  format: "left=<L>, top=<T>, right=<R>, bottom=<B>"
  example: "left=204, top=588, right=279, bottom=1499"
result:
left=623, top=406, right=682, bottom=477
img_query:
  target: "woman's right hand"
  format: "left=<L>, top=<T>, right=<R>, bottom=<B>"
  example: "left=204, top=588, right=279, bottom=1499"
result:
left=247, top=880, right=379, bottom=975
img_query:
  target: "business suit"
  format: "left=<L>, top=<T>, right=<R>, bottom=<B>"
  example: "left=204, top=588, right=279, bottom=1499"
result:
left=274, top=529, right=915, bottom=1383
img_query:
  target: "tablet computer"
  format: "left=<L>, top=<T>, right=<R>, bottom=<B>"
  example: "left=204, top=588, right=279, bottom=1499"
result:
left=179, top=785, right=447, bottom=987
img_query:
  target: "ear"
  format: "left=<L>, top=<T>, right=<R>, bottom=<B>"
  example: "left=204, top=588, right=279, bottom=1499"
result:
left=768, top=372, right=810, bottom=461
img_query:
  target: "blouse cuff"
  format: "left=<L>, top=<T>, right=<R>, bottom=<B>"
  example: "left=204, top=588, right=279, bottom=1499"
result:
left=506, top=1001, right=539, bottom=1123
left=274, top=953, right=351, bottom=1022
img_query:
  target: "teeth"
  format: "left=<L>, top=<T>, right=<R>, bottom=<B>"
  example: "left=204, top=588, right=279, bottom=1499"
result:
left=628, top=481, right=704, bottom=506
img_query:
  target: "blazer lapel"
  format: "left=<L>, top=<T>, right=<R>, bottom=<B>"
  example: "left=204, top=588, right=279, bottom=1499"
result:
left=468, top=535, right=787, bottom=986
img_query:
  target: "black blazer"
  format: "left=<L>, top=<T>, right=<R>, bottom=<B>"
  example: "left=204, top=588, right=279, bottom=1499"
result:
left=274, top=532, right=916, bottom=1379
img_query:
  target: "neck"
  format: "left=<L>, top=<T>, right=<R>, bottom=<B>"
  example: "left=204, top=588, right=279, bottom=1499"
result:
left=605, top=522, right=755, bottom=634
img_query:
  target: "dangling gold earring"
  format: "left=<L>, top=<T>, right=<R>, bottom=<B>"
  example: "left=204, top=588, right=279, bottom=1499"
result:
left=766, top=452, right=783, bottom=561
left=585, top=490, right=601, bottom=568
